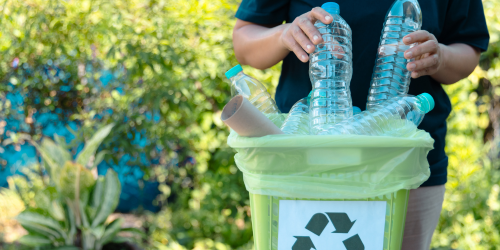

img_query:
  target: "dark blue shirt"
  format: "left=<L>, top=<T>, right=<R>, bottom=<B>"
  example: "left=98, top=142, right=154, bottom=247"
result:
left=235, top=0, right=489, bottom=186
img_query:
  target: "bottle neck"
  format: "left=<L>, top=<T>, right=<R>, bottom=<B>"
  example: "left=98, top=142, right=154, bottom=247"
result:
left=229, top=71, right=245, bottom=84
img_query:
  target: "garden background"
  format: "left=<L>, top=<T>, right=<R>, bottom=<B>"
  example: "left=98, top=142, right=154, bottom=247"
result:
left=0, top=0, right=499, bottom=249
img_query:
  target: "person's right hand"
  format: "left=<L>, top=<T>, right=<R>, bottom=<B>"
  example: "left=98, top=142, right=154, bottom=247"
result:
left=279, top=7, right=333, bottom=63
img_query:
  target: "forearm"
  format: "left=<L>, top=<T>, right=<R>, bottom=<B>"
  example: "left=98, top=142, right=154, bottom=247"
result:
left=233, top=22, right=290, bottom=70
left=431, top=43, right=480, bottom=85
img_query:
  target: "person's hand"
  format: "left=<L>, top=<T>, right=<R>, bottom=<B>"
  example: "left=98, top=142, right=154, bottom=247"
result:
left=279, top=7, right=333, bottom=63
left=403, top=30, right=445, bottom=78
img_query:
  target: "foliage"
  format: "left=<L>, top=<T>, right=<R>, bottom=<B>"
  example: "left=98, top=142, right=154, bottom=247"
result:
left=0, top=0, right=274, bottom=248
left=0, top=188, right=25, bottom=243
left=5, top=125, right=144, bottom=250
left=431, top=0, right=500, bottom=249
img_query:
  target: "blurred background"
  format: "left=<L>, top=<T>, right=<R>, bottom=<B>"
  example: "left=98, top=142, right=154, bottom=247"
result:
left=0, top=0, right=499, bottom=249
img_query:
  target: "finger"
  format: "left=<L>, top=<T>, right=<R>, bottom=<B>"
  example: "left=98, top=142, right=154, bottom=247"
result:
left=283, top=36, right=309, bottom=62
left=291, top=26, right=316, bottom=54
left=407, top=54, right=439, bottom=72
left=404, top=40, right=439, bottom=59
left=310, top=7, right=333, bottom=24
left=411, top=67, right=435, bottom=78
left=403, top=30, right=436, bottom=45
left=296, top=16, right=323, bottom=45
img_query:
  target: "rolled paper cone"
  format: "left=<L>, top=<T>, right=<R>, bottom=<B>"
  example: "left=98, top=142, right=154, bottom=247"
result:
left=221, top=95, right=284, bottom=137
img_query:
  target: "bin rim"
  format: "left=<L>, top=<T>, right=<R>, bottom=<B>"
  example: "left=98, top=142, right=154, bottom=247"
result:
left=227, top=130, right=434, bottom=149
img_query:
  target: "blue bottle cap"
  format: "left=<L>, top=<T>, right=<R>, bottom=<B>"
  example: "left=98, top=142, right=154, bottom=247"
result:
left=416, top=93, right=435, bottom=113
left=225, top=65, right=243, bottom=79
left=321, top=2, right=340, bottom=15
left=353, top=106, right=362, bottom=114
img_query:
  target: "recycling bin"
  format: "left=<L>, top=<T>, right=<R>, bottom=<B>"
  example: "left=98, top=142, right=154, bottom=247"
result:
left=227, top=130, right=433, bottom=250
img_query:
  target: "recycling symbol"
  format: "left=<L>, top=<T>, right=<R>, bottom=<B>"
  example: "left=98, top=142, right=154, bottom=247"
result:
left=292, top=213, right=364, bottom=250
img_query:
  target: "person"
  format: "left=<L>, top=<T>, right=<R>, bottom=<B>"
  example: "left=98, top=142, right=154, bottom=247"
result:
left=231, top=0, right=489, bottom=249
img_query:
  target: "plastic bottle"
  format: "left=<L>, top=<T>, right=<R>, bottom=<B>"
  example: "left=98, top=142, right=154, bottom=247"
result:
left=353, top=106, right=362, bottom=115
left=325, top=93, right=434, bottom=136
left=225, top=65, right=284, bottom=125
left=309, top=2, right=353, bottom=135
left=366, top=0, right=422, bottom=110
left=281, top=93, right=311, bottom=135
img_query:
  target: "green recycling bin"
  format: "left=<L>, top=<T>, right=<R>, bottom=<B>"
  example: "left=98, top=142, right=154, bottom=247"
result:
left=228, top=129, right=433, bottom=250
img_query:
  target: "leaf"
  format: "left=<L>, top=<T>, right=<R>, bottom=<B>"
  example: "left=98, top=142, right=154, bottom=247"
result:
left=91, top=170, right=121, bottom=228
left=17, top=211, right=65, bottom=233
left=41, top=138, right=72, bottom=166
left=53, top=134, right=67, bottom=148
left=65, top=201, right=77, bottom=245
left=59, top=162, right=95, bottom=200
left=34, top=190, right=51, bottom=211
left=120, top=227, right=146, bottom=239
left=91, top=225, right=106, bottom=239
left=92, top=150, right=108, bottom=169
left=30, top=141, right=60, bottom=180
left=79, top=200, right=90, bottom=228
left=49, top=200, right=66, bottom=221
left=22, top=222, right=61, bottom=239
left=99, top=218, right=123, bottom=245
left=17, top=234, right=52, bottom=247
left=110, top=236, right=129, bottom=244
left=89, top=176, right=104, bottom=220
left=76, top=123, right=114, bottom=168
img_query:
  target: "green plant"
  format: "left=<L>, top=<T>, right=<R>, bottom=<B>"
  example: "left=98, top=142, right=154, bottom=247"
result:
left=9, top=124, right=144, bottom=250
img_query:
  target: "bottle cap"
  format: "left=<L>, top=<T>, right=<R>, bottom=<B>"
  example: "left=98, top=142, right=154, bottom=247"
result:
left=225, top=65, right=243, bottom=79
left=321, top=2, right=340, bottom=15
left=352, top=106, right=362, bottom=114
left=416, top=93, right=435, bottom=113
left=306, top=91, right=313, bottom=105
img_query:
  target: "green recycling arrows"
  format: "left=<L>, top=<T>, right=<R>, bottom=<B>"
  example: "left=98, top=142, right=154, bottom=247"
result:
left=292, top=212, right=365, bottom=250
left=291, top=236, right=316, bottom=250
left=305, top=213, right=329, bottom=236
left=326, top=212, right=356, bottom=234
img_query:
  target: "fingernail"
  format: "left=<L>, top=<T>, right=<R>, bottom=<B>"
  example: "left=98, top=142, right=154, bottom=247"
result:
left=313, top=35, right=319, bottom=41
left=408, top=63, right=415, bottom=70
left=301, top=55, right=307, bottom=61
left=405, top=51, right=413, bottom=58
left=306, top=45, right=312, bottom=51
left=325, top=15, right=331, bottom=21
left=404, top=37, right=411, bottom=43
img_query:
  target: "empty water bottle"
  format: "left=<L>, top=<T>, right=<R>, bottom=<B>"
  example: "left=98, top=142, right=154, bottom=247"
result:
left=225, top=65, right=284, bottom=125
left=326, top=93, right=434, bottom=137
left=281, top=94, right=311, bottom=135
left=309, top=2, right=353, bottom=134
left=366, top=0, right=422, bottom=110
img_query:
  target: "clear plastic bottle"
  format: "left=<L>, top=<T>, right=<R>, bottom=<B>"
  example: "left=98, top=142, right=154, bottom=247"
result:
left=309, top=2, right=353, bottom=135
left=225, top=65, right=284, bottom=125
left=281, top=94, right=311, bottom=135
left=366, top=0, right=422, bottom=110
left=326, top=93, right=434, bottom=136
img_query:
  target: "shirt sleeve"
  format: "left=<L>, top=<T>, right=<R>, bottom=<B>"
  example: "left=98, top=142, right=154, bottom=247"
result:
left=235, top=0, right=290, bottom=25
left=439, top=0, right=490, bottom=52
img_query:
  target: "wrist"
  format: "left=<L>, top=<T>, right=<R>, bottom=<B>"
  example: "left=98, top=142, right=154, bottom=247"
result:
left=437, top=43, right=449, bottom=74
left=277, top=23, right=292, bottom=52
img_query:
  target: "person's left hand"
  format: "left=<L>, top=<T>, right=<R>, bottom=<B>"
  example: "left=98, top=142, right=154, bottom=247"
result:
left=403, top=30, right=444, bottom=79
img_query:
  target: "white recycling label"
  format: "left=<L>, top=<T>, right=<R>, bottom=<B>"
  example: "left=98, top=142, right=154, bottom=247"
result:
left=277, top=200, right=387, bottom=250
